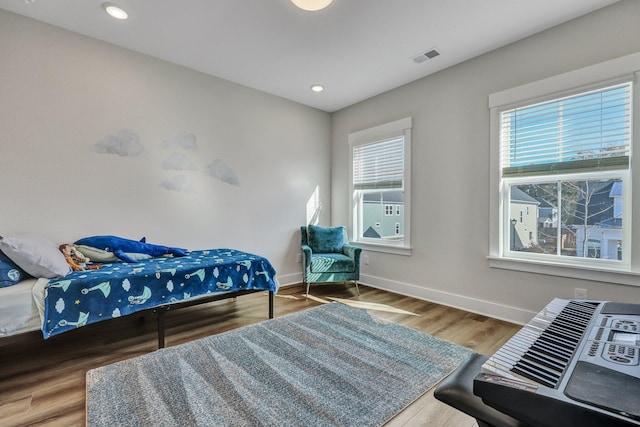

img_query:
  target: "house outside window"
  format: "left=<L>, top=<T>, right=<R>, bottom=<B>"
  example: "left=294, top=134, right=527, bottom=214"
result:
left=497, top=81, right=632, bottom=269
left=349, top=117, right=412, bottom=254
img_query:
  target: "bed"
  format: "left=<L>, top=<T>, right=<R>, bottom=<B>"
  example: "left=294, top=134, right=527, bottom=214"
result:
left=0, top=277, right=46, bottom=338
left=0, top=245, right=278, bottom=347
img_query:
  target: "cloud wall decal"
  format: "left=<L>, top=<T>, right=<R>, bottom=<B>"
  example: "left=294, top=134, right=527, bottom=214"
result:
left=162, top=152, right=198, bottom=171
left=164, top=132, right=198, bottom=150
left=205, top=159, right=240, bottom=187
left=92, top=129, right=146, bottom=157
left=159, top=175, right=195, bottom=193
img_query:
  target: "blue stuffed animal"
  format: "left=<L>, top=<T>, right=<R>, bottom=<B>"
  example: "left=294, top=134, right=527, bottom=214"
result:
left=74, top=235, right=189, bottom=263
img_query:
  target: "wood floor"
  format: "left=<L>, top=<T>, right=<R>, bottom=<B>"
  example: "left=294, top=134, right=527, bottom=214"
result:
left=0, top=283, right=520, bottom=427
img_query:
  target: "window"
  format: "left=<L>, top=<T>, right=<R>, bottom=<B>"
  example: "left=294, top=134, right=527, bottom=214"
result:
left=385, top=205, right=394, bottom=216
left=497, top=81, right=632, bottom=269
left=349, top=117, right=411, bottom=254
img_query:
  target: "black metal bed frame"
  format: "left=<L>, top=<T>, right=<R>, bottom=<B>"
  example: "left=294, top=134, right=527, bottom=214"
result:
left=150, top=289, right=275, bottom=348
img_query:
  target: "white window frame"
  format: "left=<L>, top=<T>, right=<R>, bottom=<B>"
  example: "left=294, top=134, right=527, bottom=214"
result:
left=489, top=53, right=640, bottom=286
left=503, top=170, right=630, bottom=269
left=349, top=117, right=412, bottom=255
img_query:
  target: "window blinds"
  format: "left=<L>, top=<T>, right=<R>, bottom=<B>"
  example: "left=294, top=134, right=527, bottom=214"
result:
left=500, top=82, right=631, bottom=177
left=353, top=136, right=404, bottom=190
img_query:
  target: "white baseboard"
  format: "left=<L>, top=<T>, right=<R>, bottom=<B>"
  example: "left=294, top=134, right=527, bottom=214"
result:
left=275, top=272, right=535, bottom=325
left=275, top=272, right=303, bottom=288
left=359, top=274, right=535, bottom=325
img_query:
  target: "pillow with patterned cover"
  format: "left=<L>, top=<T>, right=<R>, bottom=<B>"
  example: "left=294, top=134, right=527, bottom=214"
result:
left=0, top=249, right=28, bottom=287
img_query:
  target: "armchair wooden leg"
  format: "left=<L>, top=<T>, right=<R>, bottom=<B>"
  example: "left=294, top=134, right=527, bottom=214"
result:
left=305, top=281, right=310, bottom=298
left=354, top=280, right=360, bottom=296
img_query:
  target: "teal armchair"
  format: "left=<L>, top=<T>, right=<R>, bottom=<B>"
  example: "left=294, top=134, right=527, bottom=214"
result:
left=300, top=225, right=362, bottom=297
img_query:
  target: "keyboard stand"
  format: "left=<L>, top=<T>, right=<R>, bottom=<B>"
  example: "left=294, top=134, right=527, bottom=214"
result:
left=434, top=353, right=529, bottom=427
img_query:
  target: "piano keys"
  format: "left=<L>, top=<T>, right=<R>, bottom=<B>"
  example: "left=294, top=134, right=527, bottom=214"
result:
left=474, top=299, right=640, bottom=427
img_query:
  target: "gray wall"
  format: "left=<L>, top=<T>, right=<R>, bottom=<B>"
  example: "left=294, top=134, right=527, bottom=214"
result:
left=3, top=2, right=640, bottom=323
left=331, top=0, right=640, bottom=323
left=0, top=10, right=330, bottom=285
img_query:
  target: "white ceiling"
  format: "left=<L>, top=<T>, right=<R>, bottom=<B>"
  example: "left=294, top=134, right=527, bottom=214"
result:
left=0, top=0, right=620, bottom=112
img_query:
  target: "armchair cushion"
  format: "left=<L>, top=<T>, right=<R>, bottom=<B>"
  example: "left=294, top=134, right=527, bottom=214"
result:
left=307, top=224, right=345, bottom=253
left=308, top=253, right=356, bottom=274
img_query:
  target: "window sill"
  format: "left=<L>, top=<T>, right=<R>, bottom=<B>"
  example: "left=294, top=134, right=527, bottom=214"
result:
left=487, top=255, right=640, bottom=287
left=352, top=241, right=412, bottom=256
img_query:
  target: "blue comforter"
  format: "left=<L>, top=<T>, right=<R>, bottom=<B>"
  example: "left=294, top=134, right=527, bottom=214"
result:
left=42, top=249, right=278, bottom=338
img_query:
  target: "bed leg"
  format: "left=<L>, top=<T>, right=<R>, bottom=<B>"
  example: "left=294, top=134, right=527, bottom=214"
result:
left=268, top=291, right=274, bottom=319
left=157, top=310, right=166, bottom=349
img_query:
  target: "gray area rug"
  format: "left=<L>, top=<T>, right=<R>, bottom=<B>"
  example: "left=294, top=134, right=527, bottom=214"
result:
left=86, top=302, right=473, bottom=426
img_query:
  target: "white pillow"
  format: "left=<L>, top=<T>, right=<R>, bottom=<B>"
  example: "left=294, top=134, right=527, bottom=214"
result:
left=0, top=233, right=71, bottom=278
left=74, top=245, right=152, bottom=262
left=74, top=245, right=118, bottom=262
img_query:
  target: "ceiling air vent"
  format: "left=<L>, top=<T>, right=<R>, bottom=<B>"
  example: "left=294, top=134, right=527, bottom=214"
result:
left=412, top=48, right=440, bottom=64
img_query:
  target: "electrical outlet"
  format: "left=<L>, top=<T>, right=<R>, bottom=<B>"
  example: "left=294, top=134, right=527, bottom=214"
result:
left=574, top=288, right=588, bottom=299
left=296, top=253, right=302, bottom=263
left=363, top=254, right=369, bottom=265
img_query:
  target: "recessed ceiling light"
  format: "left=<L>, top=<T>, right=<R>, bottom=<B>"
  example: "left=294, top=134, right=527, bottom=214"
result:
left=291, top=0, right=333, bottom=12
left=102, top=2, right=128, bottom=20
left=311, top=84, right=324, bottom=92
